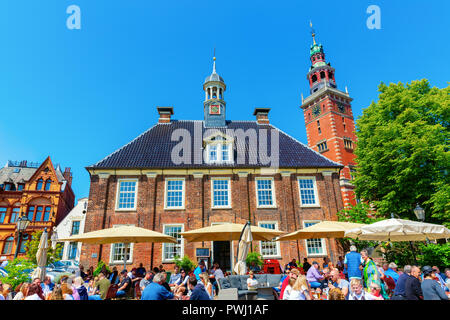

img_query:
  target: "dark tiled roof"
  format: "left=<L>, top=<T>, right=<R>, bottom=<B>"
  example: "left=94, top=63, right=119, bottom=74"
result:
left=89, top=120, right=342, bottom=169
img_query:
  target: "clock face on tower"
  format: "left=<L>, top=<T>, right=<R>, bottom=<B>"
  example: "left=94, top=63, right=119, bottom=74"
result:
left=209, top=104, right=221, bottom=115
left=312, top=105, right=321, bottom=117
left=338, top=102, right=346, bottom=113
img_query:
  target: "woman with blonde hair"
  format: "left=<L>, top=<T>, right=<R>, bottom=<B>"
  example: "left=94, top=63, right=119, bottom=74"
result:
left=289, top=275, right=311, bottom=300
left=282, top=277, right=297, bottom=300
left=49, top=285, right=64, bottom=300
left=328, top=287, right=345, bottom=300
left=61, top=282, right=74, bottom=300
left=2, top=283, right=12, bottom=300
left=200, top=272, right=214, bottom=299
left=13, top=282, right=29, bottom=300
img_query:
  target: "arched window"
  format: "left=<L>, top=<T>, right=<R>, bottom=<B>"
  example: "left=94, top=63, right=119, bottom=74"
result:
left=36, top=178, right=43, bottom=190
left=320, top=71, right=326, bottom=80
left=2, top=236, right=14, bottom=255
left=311, top=74, right=318, bottom=83
left=45, top=179, right=52, bottom=191
left=19, top=234, right=29, bottom=253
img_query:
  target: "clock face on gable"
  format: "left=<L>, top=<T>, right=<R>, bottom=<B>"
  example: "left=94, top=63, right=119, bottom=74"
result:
left=209, top=104, right=221, bottom=115
left=312, top=105, right=321, bottom=117
left=338, top=103, right=346, bottom=113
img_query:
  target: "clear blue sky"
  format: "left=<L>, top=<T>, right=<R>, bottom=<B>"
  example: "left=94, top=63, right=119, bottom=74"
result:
left=1, top=0, right=449, bottom=200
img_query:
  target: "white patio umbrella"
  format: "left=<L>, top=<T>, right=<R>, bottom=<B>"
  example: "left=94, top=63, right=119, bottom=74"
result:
left=59, top=225, right=177, bottom=271
left=344, top=218, right=450, bottom=241
left=233, top=222, right=253, bottom=275
left=32, top=228, right=49, bottom=281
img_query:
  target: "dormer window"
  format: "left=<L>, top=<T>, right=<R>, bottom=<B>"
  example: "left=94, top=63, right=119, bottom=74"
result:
left=204, top=133, right=234, bottom=164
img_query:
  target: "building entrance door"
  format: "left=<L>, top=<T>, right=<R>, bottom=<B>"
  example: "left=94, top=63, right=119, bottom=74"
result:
left=213, top=241, right=231, bottom=273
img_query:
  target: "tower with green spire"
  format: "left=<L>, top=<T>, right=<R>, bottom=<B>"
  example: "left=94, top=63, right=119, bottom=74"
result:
left=300, top=22, right=358, bottom=208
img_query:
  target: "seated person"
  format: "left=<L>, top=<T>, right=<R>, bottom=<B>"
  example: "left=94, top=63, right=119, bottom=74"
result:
left=249, top=261, right=261, bottom=273
left=246, top=271, right=259, bottom=291
left=173, top=269, right=190, bottom=296
left=306, top=261, right=325, bottom=289
left=188, top=276, right=211, bottom=300
left=141, top=273, right=174, bottom=300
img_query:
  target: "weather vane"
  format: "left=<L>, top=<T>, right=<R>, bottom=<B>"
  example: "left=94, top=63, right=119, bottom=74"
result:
left=310, top=21, right=316, bottom=45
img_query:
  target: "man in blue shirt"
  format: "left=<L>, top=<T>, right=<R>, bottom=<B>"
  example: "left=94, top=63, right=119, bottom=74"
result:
left=383, top=262, right=400, bottom=283
left=193, top=260, right=207, bottom=281
left=141, top=273, right=174, bottom=300
left=344, top=245, right=363, bottom=280
left=188, top=276, right=211, bottom=300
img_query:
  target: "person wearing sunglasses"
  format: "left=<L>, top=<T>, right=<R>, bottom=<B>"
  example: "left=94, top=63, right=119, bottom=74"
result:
left=368, top=282, right=384, bottom=300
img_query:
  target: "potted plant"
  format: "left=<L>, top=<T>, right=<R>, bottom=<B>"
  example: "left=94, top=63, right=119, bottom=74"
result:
left=173, top=255, right=196, bottom=274
left=246, top=251, right=264, bottom=272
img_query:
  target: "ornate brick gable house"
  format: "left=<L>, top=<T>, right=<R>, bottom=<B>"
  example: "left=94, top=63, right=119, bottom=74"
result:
left=0, top=157, right=75, bottom=261
left=81, top=57, right=344, bottom=272
left=300, top=26, right=358, bottom=208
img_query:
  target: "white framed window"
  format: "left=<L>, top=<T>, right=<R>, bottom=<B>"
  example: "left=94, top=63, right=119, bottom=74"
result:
left=162, top=224, right=184, bottom=262
left=256, top=178, right=276, bottom=208
left=303, top=221, right=327, bottom=257
left=258, top=222, right=280, bottom=258
left=298, top=176, right=320, bottom=207
left=109, top=224, right=134, bottom=264
left=211, top=178, right=231, bottom=208
left=164, top=178, right=185, bottom=209
left=116, top=179, right=138, bottom=210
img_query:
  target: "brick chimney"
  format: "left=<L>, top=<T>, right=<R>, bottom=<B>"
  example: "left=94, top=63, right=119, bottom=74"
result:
left=253, top=108, right=271, bottom=124
left=63, top=167, right=73, bottom=186
left=157, top=106, right=174, bottom=123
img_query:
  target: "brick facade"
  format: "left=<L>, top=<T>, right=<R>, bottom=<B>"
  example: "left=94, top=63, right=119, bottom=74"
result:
left=80, top=170, right=344, bottom=272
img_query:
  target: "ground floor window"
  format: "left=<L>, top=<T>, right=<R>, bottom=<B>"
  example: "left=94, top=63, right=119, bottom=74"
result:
left=304, top=221, right=326, bottom=256
left=259, top=222, right=280, bottom=257
left=162, top=224, right=183, bottom=262
left=68, top=242, right=78, bottom=259
left=111, top=243, right=132, bottom=263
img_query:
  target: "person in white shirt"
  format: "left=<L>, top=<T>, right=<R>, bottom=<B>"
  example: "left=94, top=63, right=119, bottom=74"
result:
left=348, top=278, right=377, bottom=300
left=288, top=275, right=311, bottom=300
left=282, top=277, right=297, bottom=300
left=247, top=271, right=259, bottom=291
left=24, top=283, right=43, bottom=300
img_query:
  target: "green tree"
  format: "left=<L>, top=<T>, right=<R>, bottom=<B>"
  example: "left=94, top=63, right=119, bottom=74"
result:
left=2, top=258, right=36, bottom=290
left=353, top=80, right=449, bottom=225
left=25, top=230, right=63, bottom=265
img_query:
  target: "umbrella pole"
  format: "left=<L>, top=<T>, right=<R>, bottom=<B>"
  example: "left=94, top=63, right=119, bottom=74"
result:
left=123, top=243, right=128, bottom=272
left=409, top=241, right=418, bottom=265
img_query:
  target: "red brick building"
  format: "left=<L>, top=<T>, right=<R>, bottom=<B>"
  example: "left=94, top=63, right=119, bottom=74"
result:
left=0, top=157, right=75, bottom=261
left=300, top=26, right=358, bottom=208
left=81, top=57, right=345, bottom=272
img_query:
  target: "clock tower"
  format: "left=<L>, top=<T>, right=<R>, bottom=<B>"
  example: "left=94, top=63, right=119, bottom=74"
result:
left=300, top=24, right=358, bottom=207
left=204, top=56, right=227, bottom=127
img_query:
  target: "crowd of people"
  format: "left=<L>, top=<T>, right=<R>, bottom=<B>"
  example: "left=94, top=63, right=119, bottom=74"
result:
left=1, top=249, right=448, bottom=301
left=0, top=260, right=225, bottom=301
left=277, top=246, right=449, bottom=300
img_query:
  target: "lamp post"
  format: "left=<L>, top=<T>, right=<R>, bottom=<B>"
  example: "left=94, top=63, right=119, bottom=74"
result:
left=413, top=203, right=425, bottom=221
left=14, top=214, right=31, bottom=259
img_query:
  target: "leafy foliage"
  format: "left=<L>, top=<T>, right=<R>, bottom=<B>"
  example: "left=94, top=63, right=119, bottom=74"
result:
left=417, top=242, right=450, bottom=268
left=377, top=242, right=420, bottom=267
left=93, top=260, right=111, bottom=277
left=1, top=258, right=36, bottom=290
left=245, top=251, right=264, bottom=267
left=337, top=203, right=380, bottom=251
left=353, top=80, right=449, bottom=226
left=173, top=255, right=196, bottom=273
left=24, top=230, right=63, bottom=265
